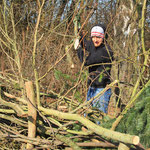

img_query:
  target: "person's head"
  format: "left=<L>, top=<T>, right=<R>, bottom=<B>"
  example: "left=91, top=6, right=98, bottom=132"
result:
left=91, top=25, right=106, bottom=47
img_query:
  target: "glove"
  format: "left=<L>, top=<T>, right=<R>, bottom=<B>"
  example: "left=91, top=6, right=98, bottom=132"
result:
left=74, top=38, right=81, bottom=50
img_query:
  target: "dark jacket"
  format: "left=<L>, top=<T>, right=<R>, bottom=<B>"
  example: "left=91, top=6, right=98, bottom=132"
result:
left=77, top=37, right=113, bottom=88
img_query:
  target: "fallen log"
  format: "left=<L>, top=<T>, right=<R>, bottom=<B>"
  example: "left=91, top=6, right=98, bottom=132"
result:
left=39, top=106, right=140, bottom=145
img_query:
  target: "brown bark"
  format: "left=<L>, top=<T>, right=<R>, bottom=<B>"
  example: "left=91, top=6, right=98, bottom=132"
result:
left=53, top=0, right=68, bottom=26
left=112, top=0, right=140, bottom=105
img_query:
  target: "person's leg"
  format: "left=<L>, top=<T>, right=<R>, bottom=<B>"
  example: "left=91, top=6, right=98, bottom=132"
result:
left=92, top=88, right=111, bottom=113
left=87, top=87, right=95, bottom=101
left=102, top=88, right=111, bottom=113
left=84, top=87, right=95, bottom=117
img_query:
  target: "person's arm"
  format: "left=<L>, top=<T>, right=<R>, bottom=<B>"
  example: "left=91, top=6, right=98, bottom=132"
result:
left=76, top=34, right=91, bottom=63
left=80, top=34, right=91, bottom=52
left=77, top=47, right=84, bottom=63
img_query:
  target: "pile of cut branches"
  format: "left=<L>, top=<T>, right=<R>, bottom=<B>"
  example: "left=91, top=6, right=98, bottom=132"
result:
left=0, top=80, right=144, bottom=150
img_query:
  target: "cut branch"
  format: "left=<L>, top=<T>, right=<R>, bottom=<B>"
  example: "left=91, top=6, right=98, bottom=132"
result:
left=77, top=141, right=116, bottom=148
left=0, top=114, right=27, bottom=127
left=3, top=91, right=27, bottom=104
left=0, top=97, right=27, bottom=116
left=39, top=106, right=140, bottom=145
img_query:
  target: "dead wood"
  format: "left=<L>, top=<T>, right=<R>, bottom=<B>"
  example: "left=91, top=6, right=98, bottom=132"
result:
left=25, top=81, right=37, bottom=149
left=0, top=97, right=27, bottom=116
left=77, top=141, right=116, bottom=148
left=39, top=106, right=140, bottom=145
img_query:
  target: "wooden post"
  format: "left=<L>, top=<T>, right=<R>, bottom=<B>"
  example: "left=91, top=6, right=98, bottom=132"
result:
left=25, top=81, right=37, bottom=149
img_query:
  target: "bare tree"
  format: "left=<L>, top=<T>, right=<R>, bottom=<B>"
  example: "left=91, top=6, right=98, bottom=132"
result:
left=0, top=0, right=149, bottom=149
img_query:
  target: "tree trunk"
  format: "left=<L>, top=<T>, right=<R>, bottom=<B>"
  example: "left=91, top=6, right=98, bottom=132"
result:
left=112, top=0, right=140, bottom=105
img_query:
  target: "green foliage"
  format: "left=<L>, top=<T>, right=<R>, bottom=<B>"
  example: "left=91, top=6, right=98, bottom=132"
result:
left=54, top=69, right=77, bottom=93
left=98, top=74, right=103, bottom=82
left=74, top=91, right=82, bottom=103
left=54, top=69, right=62, bottom=80
left=98, top=67, right=110, bottom=82
left=14, top=83, right=21, bottom=90
left=72, top=123, right=82, bottom=131
left=99, top=85, right=150, bottom=148
left=54, top=69, right=74, bottom=82
left=101, top=117, right=116, bottom=130
left=65, top=123, right=82, bottom=143
left=116, top=85, right=150, bottom=148
left=81, top=70, right=88, bottom=83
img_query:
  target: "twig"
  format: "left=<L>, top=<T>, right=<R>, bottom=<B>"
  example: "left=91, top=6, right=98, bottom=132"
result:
left=32, top=0, right=45, bottom=107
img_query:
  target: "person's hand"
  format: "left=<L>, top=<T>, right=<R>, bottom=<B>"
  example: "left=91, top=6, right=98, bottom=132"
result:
left=78, top=29, right=85, bottom=37
left=74, top=38, right=80, bottom=50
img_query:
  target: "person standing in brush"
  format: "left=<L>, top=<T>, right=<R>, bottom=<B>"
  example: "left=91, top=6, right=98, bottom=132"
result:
left=75, top=24, right=113, bottom=113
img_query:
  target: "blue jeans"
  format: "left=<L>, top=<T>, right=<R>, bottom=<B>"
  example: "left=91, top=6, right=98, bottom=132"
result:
left=87, top=87, right=111, bottom=113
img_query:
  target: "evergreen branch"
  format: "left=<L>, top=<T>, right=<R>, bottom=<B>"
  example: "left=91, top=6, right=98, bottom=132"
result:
left=111, top=79, right=150, bottom=131
left=56, top=134, right=82, bottom=150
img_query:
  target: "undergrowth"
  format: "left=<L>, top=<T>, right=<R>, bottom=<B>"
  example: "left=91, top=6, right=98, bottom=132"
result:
left=101, top=85, right=150, bottom=149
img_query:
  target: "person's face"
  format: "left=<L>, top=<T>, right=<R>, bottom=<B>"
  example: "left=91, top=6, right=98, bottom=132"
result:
left=92, top=36, right=103, bottom=47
